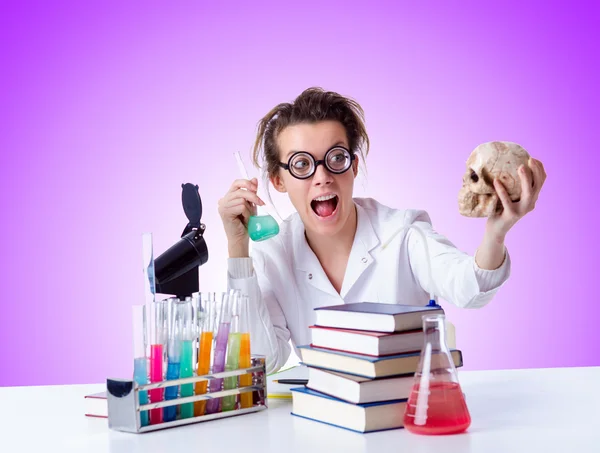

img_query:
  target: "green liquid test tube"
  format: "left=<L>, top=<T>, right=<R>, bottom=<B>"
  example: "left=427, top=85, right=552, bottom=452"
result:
left=222, top=333, right=242, bottom=411
left=179, top=340, right=194, bottom=418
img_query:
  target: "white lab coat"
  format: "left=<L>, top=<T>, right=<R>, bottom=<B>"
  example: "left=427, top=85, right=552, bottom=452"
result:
left=227, top=197, right=511, bottom=374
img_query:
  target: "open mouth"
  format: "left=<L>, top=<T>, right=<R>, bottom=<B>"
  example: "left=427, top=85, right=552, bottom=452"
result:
left=311, top=194, right=339, bottom=218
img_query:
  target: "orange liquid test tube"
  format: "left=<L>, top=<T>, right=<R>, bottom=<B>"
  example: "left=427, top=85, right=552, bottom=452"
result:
left=239, top=333, right=252, bottom=408
left=194, top=331, right=213, bottom=416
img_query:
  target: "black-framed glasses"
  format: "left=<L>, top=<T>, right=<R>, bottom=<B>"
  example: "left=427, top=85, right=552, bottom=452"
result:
left=277, top=146, right=356, bottom=180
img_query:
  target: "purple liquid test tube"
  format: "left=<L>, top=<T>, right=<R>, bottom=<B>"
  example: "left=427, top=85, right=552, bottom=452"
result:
left=205, top=291, right=236, bottom=414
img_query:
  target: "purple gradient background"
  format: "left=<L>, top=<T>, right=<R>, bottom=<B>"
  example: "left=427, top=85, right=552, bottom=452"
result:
left=1, top=1, right=598, bottom=387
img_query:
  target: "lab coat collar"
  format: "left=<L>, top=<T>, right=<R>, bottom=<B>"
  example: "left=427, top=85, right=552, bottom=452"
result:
left=293, top=201, right=381, bottom=298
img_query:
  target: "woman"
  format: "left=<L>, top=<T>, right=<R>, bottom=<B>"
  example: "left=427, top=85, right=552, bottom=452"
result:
left=218, top=87, right=546, bottom=374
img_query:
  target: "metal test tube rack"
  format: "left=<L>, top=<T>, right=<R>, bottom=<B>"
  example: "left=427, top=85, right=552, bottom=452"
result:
left=106, top=356, right=267, bottom=433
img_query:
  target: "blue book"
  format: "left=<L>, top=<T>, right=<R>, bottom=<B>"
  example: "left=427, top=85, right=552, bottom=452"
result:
left=290, top=386, right=407, bottom=433
left=298, top=344, right=463, bottom=379
left=314, top=302, right=443, bottom=332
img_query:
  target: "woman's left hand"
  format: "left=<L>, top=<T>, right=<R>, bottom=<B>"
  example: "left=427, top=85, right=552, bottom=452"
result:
left=486, top=157, right=547, bottom=240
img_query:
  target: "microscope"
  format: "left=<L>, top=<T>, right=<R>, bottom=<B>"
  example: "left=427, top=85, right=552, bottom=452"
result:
left=153, top=183, right=209, bottom=298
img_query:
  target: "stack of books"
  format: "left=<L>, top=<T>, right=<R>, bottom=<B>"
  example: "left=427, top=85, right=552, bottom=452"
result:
left=290, top=302, right=464, bottom=433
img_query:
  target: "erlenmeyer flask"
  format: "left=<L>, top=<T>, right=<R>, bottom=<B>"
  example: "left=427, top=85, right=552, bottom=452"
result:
left=403, top=314, right=471, bottom=435
left=234, top=151, right=280, bottom=242
left=247, top=212, right=279, bottom=241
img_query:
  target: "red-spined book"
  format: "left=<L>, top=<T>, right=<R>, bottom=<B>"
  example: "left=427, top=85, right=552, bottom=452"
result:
left=309, top=325, right=424, bottom=356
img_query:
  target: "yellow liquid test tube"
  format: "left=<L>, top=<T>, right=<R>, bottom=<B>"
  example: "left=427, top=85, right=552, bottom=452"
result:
left=194, top=331, right=213, bottom=416
left=239, top=333, right=253, bottom=408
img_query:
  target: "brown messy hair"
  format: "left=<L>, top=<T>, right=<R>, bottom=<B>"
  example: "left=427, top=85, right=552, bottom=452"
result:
left=251, top=87, right=370, bottom=178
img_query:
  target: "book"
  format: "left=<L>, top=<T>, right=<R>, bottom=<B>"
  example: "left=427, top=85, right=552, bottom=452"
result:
left=291, top=386, right=407, bottom=433
left=314, top=302, right=444, bottom=332
left=267, top=365, right=309, bottom=399
left=84, top=391, right=107, bottom=418
left=306, top=366, right=414, bottom=404
left=298, top=344, right=463, bottom=379
left=309, top=325, right=423, bottom=356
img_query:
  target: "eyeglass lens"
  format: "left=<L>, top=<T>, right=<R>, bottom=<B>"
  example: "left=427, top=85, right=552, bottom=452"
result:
left=288, top=148, right=352, bottom=178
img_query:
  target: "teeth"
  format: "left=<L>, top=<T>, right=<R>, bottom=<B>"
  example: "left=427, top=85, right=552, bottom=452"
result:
left=313, top=194, right=337, bottom=202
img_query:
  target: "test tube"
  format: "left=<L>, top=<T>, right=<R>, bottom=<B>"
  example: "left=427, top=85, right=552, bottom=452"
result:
left=178, top=297, right=195, bottom=419
left=194, top=292, right=215, bottom=416
left=142, top=233, right=164, bottom=425
left=237, top=295, right=253, bottom=409
left=162, top=298, right=175, bottom=370
left=132, top=305, right=149, bottom=426
left=164, top=297, right=181, bottom=422
left=222, top=290, right=242, bottom=411
left=148, top=298, right=168, bottom=425
left=205, top=291, right=234, bottom=414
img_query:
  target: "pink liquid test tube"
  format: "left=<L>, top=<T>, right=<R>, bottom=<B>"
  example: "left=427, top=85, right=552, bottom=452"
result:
left=148, top=299, right=168, bottom=425
left=142, top=232, right=168, bottom=425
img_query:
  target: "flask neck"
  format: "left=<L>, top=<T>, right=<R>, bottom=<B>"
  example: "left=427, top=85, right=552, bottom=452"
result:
left=423, top=315, right=449, bottom=351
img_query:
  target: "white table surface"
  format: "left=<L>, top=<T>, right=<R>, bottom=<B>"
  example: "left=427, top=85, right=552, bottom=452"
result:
left=1, top=366, right=598, bottom=452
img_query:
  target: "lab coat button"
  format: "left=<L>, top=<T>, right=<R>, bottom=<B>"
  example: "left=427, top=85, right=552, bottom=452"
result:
left=361, top=257, right=368, bottom=263
left=308, top=273, right=313, bottom=280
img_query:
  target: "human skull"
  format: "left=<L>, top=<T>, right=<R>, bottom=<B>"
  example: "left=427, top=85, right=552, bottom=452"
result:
left=458, top=141, right=530, bottom=217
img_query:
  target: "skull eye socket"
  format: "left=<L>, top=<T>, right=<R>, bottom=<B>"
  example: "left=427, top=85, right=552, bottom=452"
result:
left=470, top=171, right=479, bottom=183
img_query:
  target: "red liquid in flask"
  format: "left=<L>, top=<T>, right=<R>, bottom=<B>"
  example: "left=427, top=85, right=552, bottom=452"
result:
left=404, top=381, right=471, bottom=435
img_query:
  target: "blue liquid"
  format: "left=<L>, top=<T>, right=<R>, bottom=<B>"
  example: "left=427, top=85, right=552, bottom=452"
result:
left=133, top=357, right=149, bottom=427
left=164, top=361, right=180, bottom=422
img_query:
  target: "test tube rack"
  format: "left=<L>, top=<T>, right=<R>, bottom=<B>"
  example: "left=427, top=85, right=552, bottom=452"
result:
left=106, top=355, right=267, bottom=433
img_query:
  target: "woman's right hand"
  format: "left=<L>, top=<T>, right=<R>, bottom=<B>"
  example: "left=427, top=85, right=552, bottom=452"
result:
left=218, top=177, right=265, bottom=258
